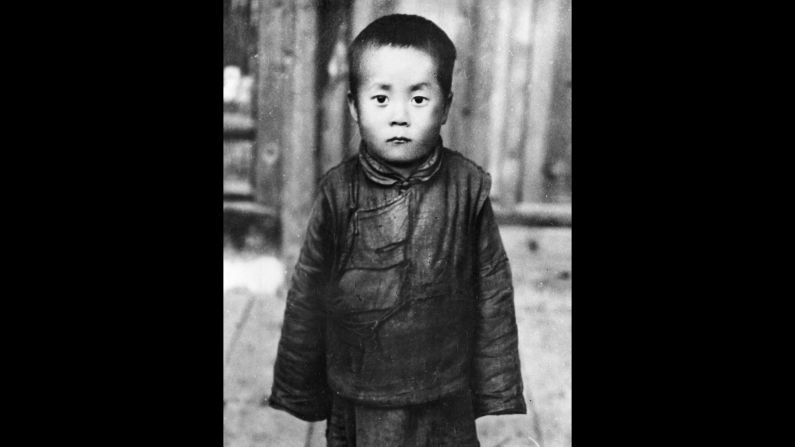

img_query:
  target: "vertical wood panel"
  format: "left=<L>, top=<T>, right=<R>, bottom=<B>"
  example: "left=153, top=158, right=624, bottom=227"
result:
left=468, top=1, right=499, bottom=170
left=521, top=0, right=561, bottom=203
left=318, top=0, right=352, bottom=176
left=282, top=0, right=320, bottom=267
left=499, top=0, right=535, bottom=207
left=224, top=0, right=258, bottom=73
left=484, top=0, right=513, bottom=204
left=254, top=0, right=292, bottom=209
left=543, top=0, right=571, bottom=203
left=450, top=0, right=476, bottom=159
left=443, top=0, right=473, bottom=157
left=255, top=0, right=319, bottom=263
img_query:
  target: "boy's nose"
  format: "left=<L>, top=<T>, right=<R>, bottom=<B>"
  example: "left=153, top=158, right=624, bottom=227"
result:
left=390, top=102, right=409, bottom=126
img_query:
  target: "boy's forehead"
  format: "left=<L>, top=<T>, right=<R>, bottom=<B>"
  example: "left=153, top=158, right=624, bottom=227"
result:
left=357, top=45, right=441, bottom=89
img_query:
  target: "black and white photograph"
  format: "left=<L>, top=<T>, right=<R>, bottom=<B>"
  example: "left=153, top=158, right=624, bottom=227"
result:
left=223, top=1, right=571, bottom=445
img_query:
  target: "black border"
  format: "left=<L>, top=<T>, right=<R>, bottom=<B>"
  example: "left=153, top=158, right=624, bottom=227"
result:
left=39, top=3, right=223, bottom=445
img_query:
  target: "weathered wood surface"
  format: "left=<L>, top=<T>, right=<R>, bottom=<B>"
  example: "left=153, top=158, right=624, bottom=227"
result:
left=541, top=0, right=571, bottom=203
left=224, top=139, right=255, bottom=196
left=498, top=0, right=535, bottom=208
left=223, top=200, right=277, bottom=217
left=223, top=112, right=255, bottom=139
left=224, top=288, right=325, bottom=447
left=494, top=202, right=571, bottom=227
left=318, top=0, right=353, bottom=176
left=280, top=0, right=320, bottom=269
left=255, top=0, right=319, bottom=266
left=254, top=0, right=289, bottom=209
left=522, top=0, right=567, bottom=203
left=224, top=0, right=258, bottom=73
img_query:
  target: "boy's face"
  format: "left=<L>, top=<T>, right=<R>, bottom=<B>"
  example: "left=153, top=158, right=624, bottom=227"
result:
left=348, top=46, right=452, bottom=173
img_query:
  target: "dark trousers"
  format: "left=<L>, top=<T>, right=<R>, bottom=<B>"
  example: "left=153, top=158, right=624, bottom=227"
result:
left=326, top=390, right=480, bottom=447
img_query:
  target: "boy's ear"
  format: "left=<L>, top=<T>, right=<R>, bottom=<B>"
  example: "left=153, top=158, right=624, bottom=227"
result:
left=347, top=91, right=359, bottom=123
left=440, top=92, right=454, bottom=125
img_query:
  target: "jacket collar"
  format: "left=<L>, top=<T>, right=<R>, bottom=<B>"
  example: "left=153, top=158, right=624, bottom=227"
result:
left=358, top=138, right=443, bottom=188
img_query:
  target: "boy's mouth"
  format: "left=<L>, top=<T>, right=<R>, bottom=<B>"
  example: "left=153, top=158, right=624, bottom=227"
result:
left=387, top=137, right=411, bottom=144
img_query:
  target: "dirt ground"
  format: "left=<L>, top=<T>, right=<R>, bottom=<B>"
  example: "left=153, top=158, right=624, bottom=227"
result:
left=224, top=225, right=571, bottom=447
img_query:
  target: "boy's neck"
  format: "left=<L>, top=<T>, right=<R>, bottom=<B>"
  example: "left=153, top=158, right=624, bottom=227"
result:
left=383, top=160, right=421, bottom=178
left=362, top=140, right=441, bottom=179
left=359, top=141, right=444, bottom=188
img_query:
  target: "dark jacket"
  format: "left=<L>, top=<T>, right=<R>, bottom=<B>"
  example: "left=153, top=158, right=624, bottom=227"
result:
left=268, top=147, right=526, bottom=422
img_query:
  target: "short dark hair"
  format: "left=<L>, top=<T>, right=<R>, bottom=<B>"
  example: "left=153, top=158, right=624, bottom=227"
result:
left=348, top=14, right=457, bottom=99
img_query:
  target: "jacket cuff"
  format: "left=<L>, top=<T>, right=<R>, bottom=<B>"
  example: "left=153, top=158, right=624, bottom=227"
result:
left=265, top=393, right=329, bottom=422
left=473, top=394, right=528, bottom=419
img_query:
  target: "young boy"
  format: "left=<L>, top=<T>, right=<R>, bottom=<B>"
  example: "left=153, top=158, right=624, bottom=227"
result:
left=269, top=14, right=526, bottom=446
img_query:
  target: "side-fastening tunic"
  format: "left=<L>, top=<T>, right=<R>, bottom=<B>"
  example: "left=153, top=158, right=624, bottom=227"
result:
left=268, top=143, right=526, bottom=444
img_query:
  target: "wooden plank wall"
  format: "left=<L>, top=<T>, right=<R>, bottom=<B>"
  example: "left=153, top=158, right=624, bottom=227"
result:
left=255, top=0, right=319, bottom=265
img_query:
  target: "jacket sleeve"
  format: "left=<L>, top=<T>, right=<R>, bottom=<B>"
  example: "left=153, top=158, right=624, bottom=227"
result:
left=470, top=174, right=527, bottom=418
left=267, top=188, right=334, bottom=422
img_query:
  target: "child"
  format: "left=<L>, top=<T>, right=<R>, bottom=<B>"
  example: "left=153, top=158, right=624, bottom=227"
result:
left=269, top=14, right=526, bottom=446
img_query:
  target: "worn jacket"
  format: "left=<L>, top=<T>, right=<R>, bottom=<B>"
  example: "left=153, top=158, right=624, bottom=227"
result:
left=268, top=145, right=526, bottom=422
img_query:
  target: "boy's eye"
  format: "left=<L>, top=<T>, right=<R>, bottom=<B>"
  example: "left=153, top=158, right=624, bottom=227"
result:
left=372, top=95, right=389, bottom=105
left=411, top=96, right=429, bottom=105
